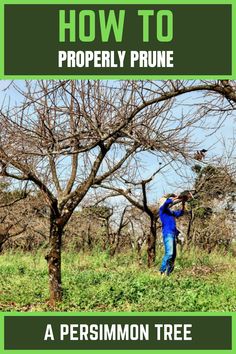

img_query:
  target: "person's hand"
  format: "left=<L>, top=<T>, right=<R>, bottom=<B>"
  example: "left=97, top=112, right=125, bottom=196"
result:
left=172, top=196, right=180, bottom=202
left=178, top=194, right=189, bottom=202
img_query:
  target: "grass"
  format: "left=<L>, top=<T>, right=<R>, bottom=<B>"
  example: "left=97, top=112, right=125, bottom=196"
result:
left=0, top=248, right=236, bottom=312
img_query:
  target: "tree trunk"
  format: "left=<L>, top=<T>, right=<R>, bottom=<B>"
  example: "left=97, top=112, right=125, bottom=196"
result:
left=0, top=242, right=4, bottom=254
left=0, top=234, right=6, bottom=254
left=147, top=217, right=157, bottom=267
left=137, top=236, right=144, bottom=265
left=187, top=209, right=194, bottom=247
left=110, top=232, right=121, bottom=257
left=87, top=223, right=93, bottom=251
left=45, top=219, right=63, bottom=306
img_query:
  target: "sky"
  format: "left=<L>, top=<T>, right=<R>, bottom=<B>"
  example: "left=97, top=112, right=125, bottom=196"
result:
left=0, top=80, right=235, bottom=204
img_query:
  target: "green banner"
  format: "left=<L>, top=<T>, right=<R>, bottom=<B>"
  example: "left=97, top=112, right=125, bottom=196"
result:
left=3, top=3, right=233, bottom=76
left=3, top=314, right=233, bottom=350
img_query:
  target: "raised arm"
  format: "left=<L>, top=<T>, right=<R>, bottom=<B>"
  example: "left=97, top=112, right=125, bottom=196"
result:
left=172, top=201, right=185, bottom=218
left=160, top=198, right=174, bottom=212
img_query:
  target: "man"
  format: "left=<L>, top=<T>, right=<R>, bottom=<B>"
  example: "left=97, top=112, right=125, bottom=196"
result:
left=159, top=194, right=185, bottom=275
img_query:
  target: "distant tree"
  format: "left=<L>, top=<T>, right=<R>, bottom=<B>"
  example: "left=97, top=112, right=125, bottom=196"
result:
left=125, top=207, right=151, bottom=264
left=0, top=180, right=29, bottom=252
left=186, top=163, right=236, bottom=251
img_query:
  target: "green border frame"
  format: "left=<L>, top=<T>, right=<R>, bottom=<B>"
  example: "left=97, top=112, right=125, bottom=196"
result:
left=0, top=1, right=235, bottom=352
left=0, top=312, right=235, bottom=353
left=0, top=0, right=235, bottom=79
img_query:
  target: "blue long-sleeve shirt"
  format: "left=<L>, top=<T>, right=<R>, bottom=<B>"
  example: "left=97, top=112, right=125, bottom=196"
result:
left=159, top=198, right=184, bottom=237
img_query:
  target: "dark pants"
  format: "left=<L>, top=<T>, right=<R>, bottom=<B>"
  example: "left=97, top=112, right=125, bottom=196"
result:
left=159, top=233, right=176, bottom=275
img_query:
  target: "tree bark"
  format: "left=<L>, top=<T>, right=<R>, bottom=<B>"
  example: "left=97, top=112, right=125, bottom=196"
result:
left=0, top=234, right=5, bottom=253
left=187, top=209, right=194, bottom=246
left=45, top=219, right=63, bottom=306
left=147, top=217, right=157, bottom=267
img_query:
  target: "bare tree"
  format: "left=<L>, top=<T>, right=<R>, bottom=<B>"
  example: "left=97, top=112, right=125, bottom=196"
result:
left=0, top=80, right=185, bottom=304
left=97, top=167, right=166, bottom=267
